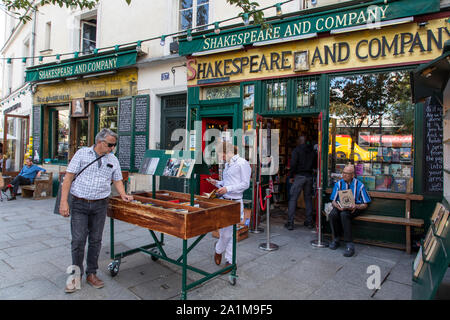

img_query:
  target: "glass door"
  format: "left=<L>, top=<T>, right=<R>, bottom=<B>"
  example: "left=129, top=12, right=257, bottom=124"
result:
left=2, top=115, right=29, bottom=174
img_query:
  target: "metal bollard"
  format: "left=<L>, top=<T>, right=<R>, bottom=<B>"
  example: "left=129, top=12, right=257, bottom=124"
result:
left=250, top=181, right=264, bottom=233
left=259, top=188, right=278, bottom=251
left=311, top=180, right=329, bottom=248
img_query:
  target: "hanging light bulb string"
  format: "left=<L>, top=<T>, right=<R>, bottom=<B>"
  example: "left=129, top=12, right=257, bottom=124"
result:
left=1, top=1, right=292, bottom=63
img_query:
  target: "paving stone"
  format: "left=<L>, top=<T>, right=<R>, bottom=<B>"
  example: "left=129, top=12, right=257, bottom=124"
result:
left=2, top=242, right=50, bottom=257
left=0, top=278, right=60, bottom=299
left=307, top=278, right=374, bottom=300
left=372, top=280, right=412, bottom=300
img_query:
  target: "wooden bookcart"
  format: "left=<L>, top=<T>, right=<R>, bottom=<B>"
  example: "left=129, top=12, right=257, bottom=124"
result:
left=107, top=150, right=241, bottom=300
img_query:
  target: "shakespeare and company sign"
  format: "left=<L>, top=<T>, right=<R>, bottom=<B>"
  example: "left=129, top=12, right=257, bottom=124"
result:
left=179, top=0, right=440, bottom=56
left=25, top=50, right=137, bottom=82
left=186, top=18, right=450, bottom=85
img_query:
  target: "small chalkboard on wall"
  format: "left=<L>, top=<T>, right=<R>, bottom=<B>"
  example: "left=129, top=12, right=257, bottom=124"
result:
left=117, top=95, right=150, bottom=172
left=423, top=96, right=443, bottom=194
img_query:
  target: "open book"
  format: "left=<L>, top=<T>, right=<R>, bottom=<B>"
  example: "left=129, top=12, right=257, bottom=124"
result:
left=202, top=189, right=217, bottom=199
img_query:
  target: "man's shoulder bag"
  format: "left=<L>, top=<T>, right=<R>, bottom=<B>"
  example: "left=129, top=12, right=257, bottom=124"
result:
left=53, top=155, right=106, bottom=215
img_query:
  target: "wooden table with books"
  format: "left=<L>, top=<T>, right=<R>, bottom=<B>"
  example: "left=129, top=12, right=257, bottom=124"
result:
left=107, top=189, right=241, bottom=300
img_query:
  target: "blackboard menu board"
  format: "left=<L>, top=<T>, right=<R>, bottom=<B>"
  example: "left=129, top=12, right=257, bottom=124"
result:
left=32, top=106, right=41, bottom=163
left=134, top=135, right=147, bottom=170
left=117, top=95, right=149, bottom=172
left=118, top=98, right=132, bottom=132
left=118, top=135, right=131, bottom=170
left=423, top=97, right=443, bottom=193
left=134, top=96, right=149, bottom=133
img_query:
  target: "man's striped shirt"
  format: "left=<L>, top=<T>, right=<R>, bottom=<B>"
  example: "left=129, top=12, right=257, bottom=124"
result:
left=330, top=178, right=371, bottom=204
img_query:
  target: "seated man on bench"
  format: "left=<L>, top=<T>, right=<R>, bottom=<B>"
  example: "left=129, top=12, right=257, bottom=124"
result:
left=329, top=164, right=371, bottom=257
left=3, top=157, right=46, bottom=201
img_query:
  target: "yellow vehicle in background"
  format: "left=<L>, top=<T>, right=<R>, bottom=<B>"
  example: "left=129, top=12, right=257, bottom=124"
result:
left=329, top=135, right=378, bottom=161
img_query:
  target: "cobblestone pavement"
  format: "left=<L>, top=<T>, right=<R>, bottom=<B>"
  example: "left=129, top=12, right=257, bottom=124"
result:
left=1, top=196, right=447, bottom=300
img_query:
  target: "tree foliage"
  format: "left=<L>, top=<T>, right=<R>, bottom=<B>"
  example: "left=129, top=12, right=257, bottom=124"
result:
left=2, top=0, right=265, bottom=26
left=2, top=0, right=99, bottom=22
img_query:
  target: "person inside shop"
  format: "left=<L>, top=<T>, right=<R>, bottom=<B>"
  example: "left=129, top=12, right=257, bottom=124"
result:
left=286, top=135, right=316, bottom=230
left=329, top=164, right=371, bottom=257
left=0, top=152, right=11, bottom=172
left=2, top=157, right=46, bottom=201
left=206, top=141, right=251, bottom=274
left=59, top=128, right=133, bottom=293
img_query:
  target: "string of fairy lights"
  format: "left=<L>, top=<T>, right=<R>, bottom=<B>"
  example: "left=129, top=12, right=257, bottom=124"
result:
left=0, top=0, right=296, bottom=106
left=1, top=1, right=294, bottom=65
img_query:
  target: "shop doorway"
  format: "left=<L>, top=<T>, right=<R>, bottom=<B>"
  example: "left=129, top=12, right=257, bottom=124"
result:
left=200, top=117, right=233, bottom=195
left=257, top=115, right=320, bottom=225
left=2, top=114, right=29, bottom=174
left=160, top=94, right=187, bottom=192
left=71, top=117, right=89, bottom=155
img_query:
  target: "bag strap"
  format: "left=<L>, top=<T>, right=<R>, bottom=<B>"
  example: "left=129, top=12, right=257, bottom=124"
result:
left=72, top=154, right=106, bottom=182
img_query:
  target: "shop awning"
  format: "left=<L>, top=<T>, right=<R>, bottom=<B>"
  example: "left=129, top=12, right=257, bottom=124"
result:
left=25, top=47, right=138, bottom=83
left=411, top=40, right=450, bottom=103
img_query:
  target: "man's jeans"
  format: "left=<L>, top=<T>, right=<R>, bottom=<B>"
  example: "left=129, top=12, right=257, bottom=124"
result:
left=328, top=207, right=361, bottom=243
left=11, top=175, right=31, bottom=195
left=70, top=197, right=108, bottom=276
left=288, top=175, right=313, bottom=225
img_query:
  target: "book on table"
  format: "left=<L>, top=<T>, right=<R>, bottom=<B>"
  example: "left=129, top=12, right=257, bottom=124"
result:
left=202, top=189, right=218, bottom=199
left=413, top=246, right=424, bottom=278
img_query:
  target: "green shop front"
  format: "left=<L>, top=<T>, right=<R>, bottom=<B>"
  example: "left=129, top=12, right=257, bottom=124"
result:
left=26, top=47, right=150, bottom=192
left=180, top=0, right=449, bottom=250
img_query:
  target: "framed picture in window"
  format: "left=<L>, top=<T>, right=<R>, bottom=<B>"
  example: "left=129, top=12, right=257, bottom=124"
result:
left=294, top=51, right=309, bottom=72
left=72, top=99, right=85, bottom=117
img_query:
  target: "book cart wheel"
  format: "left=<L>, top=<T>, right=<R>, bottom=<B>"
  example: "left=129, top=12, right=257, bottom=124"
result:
left=108, top=259, right=121, bottom=277
left=228, top=275, right=237, bottom=286
left=150, top=248, right=159, bottom=261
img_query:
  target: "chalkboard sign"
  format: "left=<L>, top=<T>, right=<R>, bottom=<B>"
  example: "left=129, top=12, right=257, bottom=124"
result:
left=117, top=95, right=149, bottom=172
left=134, top=95, right=149, bottom=133
left=118, top=98, right=132, bottom=132
left=32, top=106, right=42, bottom=163
left=134, top=135, right=147, bottom=170
left=118, top=135, right=131, bottom=170
left=423, top=97, right=443, bottom=194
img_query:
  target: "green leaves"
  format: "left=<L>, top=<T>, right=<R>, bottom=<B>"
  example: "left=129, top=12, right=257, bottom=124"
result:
left=2, top=0, right=100, bottom=23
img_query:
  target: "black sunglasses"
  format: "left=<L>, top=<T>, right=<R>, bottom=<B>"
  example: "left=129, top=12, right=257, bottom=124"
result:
left=104, top=141, right=117, bottom=147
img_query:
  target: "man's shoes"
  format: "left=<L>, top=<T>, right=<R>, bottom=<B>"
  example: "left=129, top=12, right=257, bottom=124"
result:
left=329, top=239, right=340, bottom=250
left=222, top=262, right=233, bottom=274
left=86, top=273, right=104, bottom=289
left=343, top=244, right=355, bottom=257
left=7, top=196, right=16, bottom=201
left=214, top=252, right=222, bottom=265
left=284, top=222, right=294, bottom=230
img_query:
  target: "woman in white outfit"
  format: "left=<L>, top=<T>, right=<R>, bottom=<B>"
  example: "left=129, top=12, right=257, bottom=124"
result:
left=207, top=142, right=251, bottom=273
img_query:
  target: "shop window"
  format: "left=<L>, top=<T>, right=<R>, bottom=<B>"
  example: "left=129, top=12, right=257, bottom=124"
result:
left=295, top=77, right=318, bottom=109
left=81, top=19, right=96, bottom=54
left=265, top=80, right=287, bottom=111
left=179, top=0, right=209, bottom=31
left=328, top=70, right=415, bottom=193
left=98, top=105, right=118, bottom=133
left=200, top=85, right=240, bottom=100
left=50, top=108, right=70, bottom=163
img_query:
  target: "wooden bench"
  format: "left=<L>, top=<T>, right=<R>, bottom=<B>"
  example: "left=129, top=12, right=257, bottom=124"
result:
left=21, top=172, right=53, bottom=200
left=325, top=189, right=424, bottom=254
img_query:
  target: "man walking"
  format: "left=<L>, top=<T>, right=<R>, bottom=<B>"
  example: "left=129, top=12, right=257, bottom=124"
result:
left=59, top=128, right=133, bottom=293
left=286, top=136, right=316, bottom=230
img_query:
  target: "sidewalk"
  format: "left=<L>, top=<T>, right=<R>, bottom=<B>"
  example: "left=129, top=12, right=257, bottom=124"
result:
left=0, top=197, right=448, bottom=300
